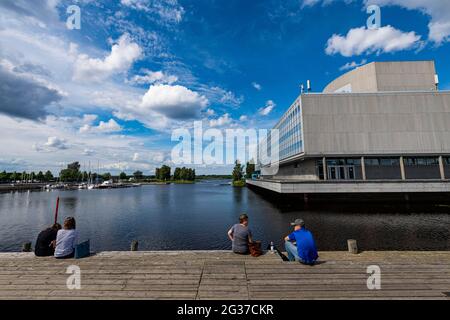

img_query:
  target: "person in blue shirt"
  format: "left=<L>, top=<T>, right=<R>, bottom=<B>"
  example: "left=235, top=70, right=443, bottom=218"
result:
left=284, top=218, right=319, bottom=265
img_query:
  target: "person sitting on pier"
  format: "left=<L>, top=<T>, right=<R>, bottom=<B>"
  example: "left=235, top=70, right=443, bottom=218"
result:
left=54, top=217, right=78, bottom=259
left=228, top=214, right=253, bottom=254
left=34, top=223, right=62, bottom=257
left=284, top=218, right=318, bottom=265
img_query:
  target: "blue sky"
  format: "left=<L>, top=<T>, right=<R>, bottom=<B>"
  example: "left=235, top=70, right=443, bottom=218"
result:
left=1, top=0, right=450, bottom=174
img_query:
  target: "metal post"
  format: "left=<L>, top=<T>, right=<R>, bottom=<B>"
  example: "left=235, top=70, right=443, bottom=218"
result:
left=323, top=157, right=327, bottom=181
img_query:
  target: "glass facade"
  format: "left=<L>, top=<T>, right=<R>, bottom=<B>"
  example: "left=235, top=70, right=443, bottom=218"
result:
left=273, top=101, right=303, bottom=161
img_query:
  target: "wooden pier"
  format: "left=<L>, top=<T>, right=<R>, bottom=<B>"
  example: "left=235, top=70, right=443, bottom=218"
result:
left=0, top=251, right=449, bottom=300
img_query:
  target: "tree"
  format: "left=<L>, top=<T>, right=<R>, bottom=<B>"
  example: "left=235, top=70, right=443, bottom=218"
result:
left=103, top=172, right=112, bottom=181
left=0, top=171, right=7, bottom=182
left=245, top=161, right=255, bottom=179
left=133, top=171, right=143, bottom=180
left=36, top=171, right=45, bottom=182
left=60, top=162, right=81, bottom=182
left=44, top=170, right=53, bottom=182
left=11, top=172, right=18, bottom=182
left=232, top=160, right=244, bottom=182
left=173, top=168, right=181, bottom=181
left=119, top=172, right=127, bottom=180
left=156, top=165, right=171, bottom=181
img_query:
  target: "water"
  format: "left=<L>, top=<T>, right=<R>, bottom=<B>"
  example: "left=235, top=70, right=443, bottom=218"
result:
left=0, top=180, right=449, bottom=252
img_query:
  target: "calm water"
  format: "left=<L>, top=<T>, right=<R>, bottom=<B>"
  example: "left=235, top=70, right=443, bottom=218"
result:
left=0, top=181, right=449, bottom=252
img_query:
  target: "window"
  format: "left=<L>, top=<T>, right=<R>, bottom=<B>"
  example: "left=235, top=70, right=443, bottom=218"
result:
left=404, top=157, right=439, bottom=166
left=380, top=158, right=400, bottom=166
left=444, top=157, right=450, bottom=165
left=365, top=158, right=380, bottom=166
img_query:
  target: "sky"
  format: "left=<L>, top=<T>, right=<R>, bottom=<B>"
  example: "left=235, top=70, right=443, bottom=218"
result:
left=1, top=0, right=450, bottom=175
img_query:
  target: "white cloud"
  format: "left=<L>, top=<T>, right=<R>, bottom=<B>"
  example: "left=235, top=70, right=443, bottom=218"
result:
left=259, top=100, right=276, bottom=116
left=239, top=115, right=248, bottom=122
left=120, top=0, right=184, bottom=25
left=365, top=0, right=450, bottom=44
left=33, top=136, right=68, bottom=152
left=326, top=26, right=421, bottom=57
left=252, top=82, right=262, bottom=91
left=206, top=109, right=215, bottom=116
left=129, top=69, right=178, bottom=85
left=209, top=113, right=232, bottom=127
left=339, top=59, right=368, bottom=71
left=79, top=119, right=122, bottom=134
left=140, top=84, right=209, bottom=120
left=301, top=0, right=355, bottom=9
left=82, top=148, right=94, bottom=156
left=132, top=152, right=139, bottom=161
left=73, top=34, right=142, bottom=82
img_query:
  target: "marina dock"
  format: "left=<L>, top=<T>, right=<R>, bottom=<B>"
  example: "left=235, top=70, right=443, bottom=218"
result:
left=0, top=251, right=449, bottom=300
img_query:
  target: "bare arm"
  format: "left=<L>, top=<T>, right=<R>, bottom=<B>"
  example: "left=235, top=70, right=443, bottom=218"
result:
left=227, top=228, right=234, bottom=241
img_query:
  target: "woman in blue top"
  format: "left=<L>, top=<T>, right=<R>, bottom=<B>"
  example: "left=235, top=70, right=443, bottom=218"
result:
left=284, top=218, right=319, bottom=265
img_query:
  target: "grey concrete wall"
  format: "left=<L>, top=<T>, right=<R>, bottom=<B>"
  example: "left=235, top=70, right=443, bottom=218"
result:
left=246, top=179, right=450, bottom=194
left=301, top=92, right=450, bottom=156
left=273, top=159, right=319, bottom=180
left=323, top=62, right=378, bottom=93
left=323, top=61, right=436, bottom=93
left=375, top=61, right=436, bottom=92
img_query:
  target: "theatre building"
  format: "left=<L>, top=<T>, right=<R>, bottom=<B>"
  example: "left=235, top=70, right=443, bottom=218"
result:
left=248, top=61, right=450, bottom=199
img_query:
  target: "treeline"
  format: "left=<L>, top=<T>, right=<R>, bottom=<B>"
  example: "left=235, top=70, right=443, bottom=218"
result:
left=0, top=170, right=54, bottom=183
left=154, top=165, right=196, bottom=182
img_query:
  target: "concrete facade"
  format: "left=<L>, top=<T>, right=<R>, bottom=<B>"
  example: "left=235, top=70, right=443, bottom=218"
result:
left=323, top=61, right=437, bottom=93
left=255, top=61, right=450, bottom=195
left=301, top=91, right=450, bottom=156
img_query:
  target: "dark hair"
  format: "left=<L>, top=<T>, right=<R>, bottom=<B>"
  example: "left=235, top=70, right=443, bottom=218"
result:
left=239, top=214, right=248, bottom=224
left=52, top=223, right=62, bottom=230
left=63, top=217, right=76, bottom=230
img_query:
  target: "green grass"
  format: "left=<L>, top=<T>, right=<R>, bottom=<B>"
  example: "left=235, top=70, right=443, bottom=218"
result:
left=172, top=180, right=195, bottom=184
left=232, top=180, right=246, bottom=187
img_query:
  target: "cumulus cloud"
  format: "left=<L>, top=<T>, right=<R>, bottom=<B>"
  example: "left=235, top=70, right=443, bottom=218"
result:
left=140, top=84, right=209, bottom=120
left=79, top=119, right=123, bottom=134
left=129, top=69, right=178, bottom=85
left=365, top=0, right=450, bottom=44
left=339, top=59, right=368, bottom=71
left=0, top=60, right=63, bottom=120
left=326, top=26, right=421, bottom=57
left=33, top=136, right=68, bottom=152
left=239, top=115, right=248, bottom=121
left=209, top=113, right=232, bottom=127
left=73, top=34, right=142, bottom=82
left=259, top=100, right=276, bottom=116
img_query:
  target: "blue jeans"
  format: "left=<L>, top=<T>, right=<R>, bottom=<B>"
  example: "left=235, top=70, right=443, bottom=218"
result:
left=285, top=241, right=315, bottom=265
left=285, top=241, right=300, bottom=262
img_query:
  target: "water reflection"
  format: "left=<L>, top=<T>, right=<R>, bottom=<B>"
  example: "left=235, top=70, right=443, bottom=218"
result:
left=0, top=183, right=449, bottom=252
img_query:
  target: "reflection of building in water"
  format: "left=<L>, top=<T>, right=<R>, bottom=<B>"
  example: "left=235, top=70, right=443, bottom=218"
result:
left=251, top=61, right=450, bottom=197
